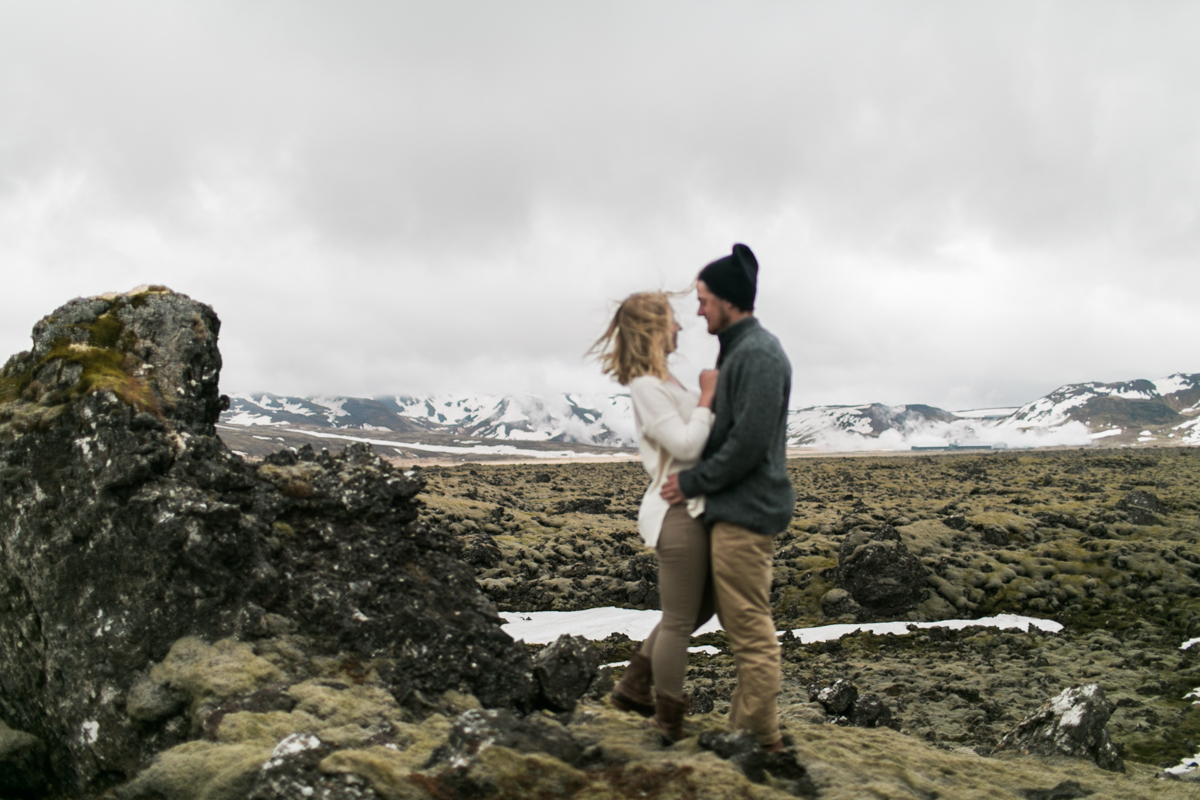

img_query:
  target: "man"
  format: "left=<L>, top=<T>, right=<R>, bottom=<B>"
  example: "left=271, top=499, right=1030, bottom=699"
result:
left=661, top=243, right=793, bottom=751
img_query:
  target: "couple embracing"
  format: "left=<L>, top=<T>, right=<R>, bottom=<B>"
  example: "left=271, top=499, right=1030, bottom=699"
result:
left=593, top=244, right=794, bottom=751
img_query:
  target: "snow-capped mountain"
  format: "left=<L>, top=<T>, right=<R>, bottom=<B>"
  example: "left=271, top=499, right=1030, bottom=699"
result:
left=385, top=393, right=635, bottom=445
left=785, top=374, right=1200, bottom=451
left=224, top=392, right=636, bottom=447
left=220, top=373, right=1200, bottom=453
left=1007, top=375, right=1200, bottom=428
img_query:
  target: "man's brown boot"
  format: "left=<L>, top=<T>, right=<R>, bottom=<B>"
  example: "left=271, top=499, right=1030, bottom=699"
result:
left=647, top=691, right=687, bottom=743
left=611, top=652, right=654, bottom=717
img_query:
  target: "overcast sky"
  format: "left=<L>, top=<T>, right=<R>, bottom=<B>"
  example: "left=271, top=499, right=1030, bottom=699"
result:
left=2, top=1, right=1197, bottom=410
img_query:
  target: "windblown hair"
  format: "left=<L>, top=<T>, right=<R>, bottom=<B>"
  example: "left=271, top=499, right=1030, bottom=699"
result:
left=591, top=292, right=676, bottom=386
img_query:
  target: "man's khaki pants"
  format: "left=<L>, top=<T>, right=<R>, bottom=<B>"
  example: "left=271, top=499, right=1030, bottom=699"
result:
left=711, top=521, right=780, bottom=746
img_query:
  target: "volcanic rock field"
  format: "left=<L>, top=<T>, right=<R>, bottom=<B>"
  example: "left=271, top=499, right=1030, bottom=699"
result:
left=413, top=448, right=1200, bottom=795
left=2, top=286, right=1200, bottom=800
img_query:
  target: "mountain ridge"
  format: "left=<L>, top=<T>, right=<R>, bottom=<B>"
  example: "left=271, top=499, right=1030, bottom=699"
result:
left=219, top=372, right=1200, bottom=456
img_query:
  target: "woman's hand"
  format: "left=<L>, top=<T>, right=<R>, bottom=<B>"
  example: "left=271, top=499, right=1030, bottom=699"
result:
left=698, top=369, right=719, bottom=408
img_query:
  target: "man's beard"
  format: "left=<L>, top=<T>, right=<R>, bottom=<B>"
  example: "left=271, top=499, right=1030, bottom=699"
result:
left=708, top=306, right=731, bottom=334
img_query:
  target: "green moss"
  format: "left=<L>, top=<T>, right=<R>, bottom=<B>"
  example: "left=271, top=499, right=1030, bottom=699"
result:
left=965, top=511, right=1036, bottom=536
left=0, top=342, right=46, bottom=408
left=1122, top=704, right=1200, bottom=766
left=89, top=311, right=125, bottom=348
left=0, top=364, right=33, bottom=405
left=117, top=740, right=271, bottom=800
left=774, top=584, right=823, bottom=625
left=0, top=296, right=175, bottom=420
left=320, top=747, right=435, bottom=798
left=41, top=339, right=160, bottom=413
left=149, top=638, right=285, bottom=709
left=0, top=303, right=160, bottom=417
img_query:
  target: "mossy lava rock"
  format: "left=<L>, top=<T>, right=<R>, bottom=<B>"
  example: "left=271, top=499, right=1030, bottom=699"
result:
left=0, top=288, right=534, bottom=797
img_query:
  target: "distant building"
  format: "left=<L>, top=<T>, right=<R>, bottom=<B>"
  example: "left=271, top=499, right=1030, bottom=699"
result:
left=910, top=442, right=1008, bottom=452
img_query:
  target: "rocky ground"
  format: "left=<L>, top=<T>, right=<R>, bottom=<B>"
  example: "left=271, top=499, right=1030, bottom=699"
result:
left=4, top=287, right=1200, bottom=799
left=413, top=449, right=1200, bottom=786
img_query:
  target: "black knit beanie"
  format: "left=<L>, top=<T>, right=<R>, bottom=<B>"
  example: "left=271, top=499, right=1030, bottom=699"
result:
left=697, top=243, right=758, bottom=311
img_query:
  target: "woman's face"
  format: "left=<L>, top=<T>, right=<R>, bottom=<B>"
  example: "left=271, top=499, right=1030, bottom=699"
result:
left=666, top=313, right=681, bottom=354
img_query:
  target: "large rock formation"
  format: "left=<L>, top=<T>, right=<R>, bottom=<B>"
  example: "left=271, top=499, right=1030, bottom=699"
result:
left=0, top=288, right=537, bottom=797
left=835, top=524, right=929, bottom=616
left=992, top=684, right=1125, bottom=773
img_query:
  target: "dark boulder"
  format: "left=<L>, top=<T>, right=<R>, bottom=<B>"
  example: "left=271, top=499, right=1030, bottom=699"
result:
left=623, top=552, right=660, bottom=608
left=460, top=532, right=504, bottom=569
left=980, top=525, right=1012, bottom=546
left=0, top=288, right=536, bottom=797
left=687, top=688, right=715, bottom=715
left=942, top=514, right=968, bottom=531
left=422, top=708, right=588, bottom=797
left=992, top=684, right=1124, bottom=772
left=819, top=588, right=863, bottom=620
left=835, top=525, right=929, bottom=615
left=807, top=679, right=896, bottom=730
left=1033, top=511, right=1085, bottom=531
left=849, top=693, right=894, bottom=729
left=697, top=730, right=816, bottom=797
left=242, top=734, right=368, bottom=800
left=1019, top=780, right=1093, bottom=800
left=552, top=497, right=609, bottom=514
left=834, top=512, right=872, bottom=534
left=1116, top=490, right=1167, bottom=526
left=429, top=710, right=583, bottom=772
left=809, top=679, right=858, bottom=716
left=532, top=635, right=600, bottom=713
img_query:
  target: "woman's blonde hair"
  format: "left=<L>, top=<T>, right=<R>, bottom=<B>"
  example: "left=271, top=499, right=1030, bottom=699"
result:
left=591, top=292, right=677, bottom=386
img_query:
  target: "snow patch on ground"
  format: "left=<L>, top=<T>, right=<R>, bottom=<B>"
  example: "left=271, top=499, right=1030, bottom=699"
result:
left=498, top=608, right=1062, bottom=645
left=1164, top=649, right=1200, bottom=782
left=951, top=408, right=1019, bottom=419
left=1153, top=374, right=1198, bottom=397
left=223, top=411, right=284, bottom=426
left=1175, top=417, right=1200, bottom=444
left=310, top=396, right=350, bottom=424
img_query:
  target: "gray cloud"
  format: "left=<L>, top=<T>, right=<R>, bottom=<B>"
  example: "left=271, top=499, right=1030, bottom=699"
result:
left=2, top=1, right=1198, bottom=411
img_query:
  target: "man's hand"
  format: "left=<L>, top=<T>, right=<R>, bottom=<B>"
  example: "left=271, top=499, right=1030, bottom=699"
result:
left=661, top=474, right=686, bottom=505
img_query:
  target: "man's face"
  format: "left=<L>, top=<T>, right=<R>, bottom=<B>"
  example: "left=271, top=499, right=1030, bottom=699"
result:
left=697, top=281, right=732, bottom=334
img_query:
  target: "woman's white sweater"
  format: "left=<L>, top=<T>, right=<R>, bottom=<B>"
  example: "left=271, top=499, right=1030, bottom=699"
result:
left=629, top=375, right=715, bottom=547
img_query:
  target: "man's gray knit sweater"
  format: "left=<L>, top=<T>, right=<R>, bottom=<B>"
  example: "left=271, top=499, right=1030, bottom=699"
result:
left=677, top=317, right=794, bottom=535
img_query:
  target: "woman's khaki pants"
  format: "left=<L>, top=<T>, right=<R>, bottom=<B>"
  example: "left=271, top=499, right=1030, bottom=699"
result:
left=638, top=505, right=714, bottom=699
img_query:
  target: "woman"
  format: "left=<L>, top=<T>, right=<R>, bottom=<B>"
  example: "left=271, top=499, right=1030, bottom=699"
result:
left=592, top=291, right=717, bottom=741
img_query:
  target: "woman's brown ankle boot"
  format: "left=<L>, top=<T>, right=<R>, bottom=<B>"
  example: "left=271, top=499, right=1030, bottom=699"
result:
left=647, top=691, right=687, bottom=742
left=611, top=652, right=655, bottom=717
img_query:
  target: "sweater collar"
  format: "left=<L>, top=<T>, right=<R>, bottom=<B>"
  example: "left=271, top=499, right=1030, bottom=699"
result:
left=716, top=316, right=758, bottom=366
